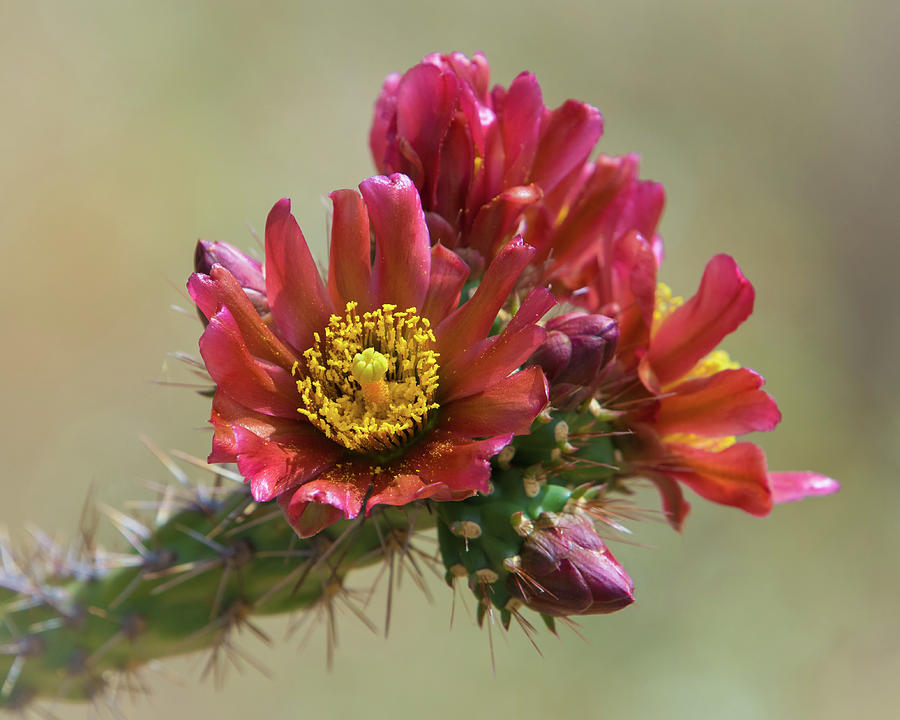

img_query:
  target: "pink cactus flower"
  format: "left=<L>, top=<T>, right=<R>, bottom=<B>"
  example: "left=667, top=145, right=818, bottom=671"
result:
left=605, top=254, right=839, bottom=527
left=370, top=52, right=664, bottom=298
left=189, top=174, right=552, bottom=537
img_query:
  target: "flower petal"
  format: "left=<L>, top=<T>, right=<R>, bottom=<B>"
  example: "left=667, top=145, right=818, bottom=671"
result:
left=500, top=72, right=544, bottom=187
left=422, top=243, right=469, bottom=325
left=769, top=472, right=840, bottom=504
left=265, top=198, right=335, bottom=352
left=440, top=366, right=548, bottom=437
left=660, top=442, right=773, bottom=516
left=530, top=100, right=603, bottom=194
left=280, top=460, right=373, bottom=522
left=188, top=267, right=297, bottom=369
left=367, top=473, right=447, bottom=509
left=328, top=189, right=372, bottom=310
left=278, top=496, right=346, bottom=539
left=656, top=368, right=782, bottom=437
left=359, top=174, right=432, bottom=311
left=543, top=155, right=638, bottom=271
left=208, top=392, right=308, bottom=463
left=641, top=254, right=755, bottom=390
left=230, top=424, right=344, bottom=503
left=647, top=473, right=691, bottom=531
left=394, top=431, right=512, bottom=498
left=395, top=63, right=459, bottom=205
left=370, top=72, right=401, bottom=172
left=199, top=307, right=300, bottom=418
left=440, top=287, right=554, bottom=401
left=433, top=114, right=473, bottom=226
left=436, top=236, right=536, bottom=364
left=467, top=184, right=542, bottom=259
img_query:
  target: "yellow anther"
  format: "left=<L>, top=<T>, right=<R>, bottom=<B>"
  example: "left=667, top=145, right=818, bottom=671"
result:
left=295, top=302, right=440, bottom=455
left=653, top=282, right=684, bottom=329
left=351, top=348, right=389, bottom=384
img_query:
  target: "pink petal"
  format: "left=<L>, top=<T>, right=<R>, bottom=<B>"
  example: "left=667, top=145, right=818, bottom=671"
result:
left=199, top=307, right=301, bottom=418
left=367, top=473, right=447, bottom=509
left=394, top=431, right=512, bottom=498
left=655, top=368, right=782, bottom=437
left=436, top=236, right=536, bottom=365
left=395, top=63, right=459, bottom=205
left=433, top=114, right=473, bottom=225
left=264, top=198, right=335, bottom=352
left=660, top=442, right=773, bottom=516
left=640, top=254, right=755, bottom=391
left=328, top=189, right=372, bottom=310
left=188, top=267, right=297, bottom=370
left=422, top=243, right=470, bottom=325
left=648, top=473, right=691, bottom=531
left=543, top=155, right=638, bottom=272
left=440, top=366, right=548, bottom=437
left=769, top=472, right=840, bottom=504
left=282, top=460, right=373, bottom=521
left=467, top=184, right=542, bottom=259
left=359, top=174, right=432, bottom=311
left=500, top=72, right=544, bottom=187
left=424, top=211, right=459, bottom=249
left=278, top=496, right=345, bottom=538
left=530, top=100, right=603, bottom=194
left=208, top=391, right=307, bottom=463
left=440, top=287, right=555, bottom=402
left=370, top=72, right=401, bottom=172
left=231, top=424, right=344, bottom=503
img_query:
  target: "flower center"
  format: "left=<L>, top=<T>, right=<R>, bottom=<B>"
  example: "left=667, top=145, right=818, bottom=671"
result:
left=294, top=302, right=440, bottom=455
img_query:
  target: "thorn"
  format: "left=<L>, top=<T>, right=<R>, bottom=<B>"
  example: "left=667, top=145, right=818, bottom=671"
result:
left=169, top=449, right=244, bottom=484
left=1, top=655, right=26, bottom=698
left=140, top=436, right=192, bottom=488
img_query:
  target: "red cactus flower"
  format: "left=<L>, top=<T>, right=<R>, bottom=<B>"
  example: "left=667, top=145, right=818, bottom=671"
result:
left=370, top=52, right=665, bottom=292
left=189, top=173, right=553, bottom=537
left=602, top=253, right=839, bottom=527
left=506, top=512, right=634, bottom=616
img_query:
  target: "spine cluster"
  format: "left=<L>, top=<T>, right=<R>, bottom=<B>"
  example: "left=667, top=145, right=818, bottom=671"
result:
left=0, top=456, right=425, bottom=712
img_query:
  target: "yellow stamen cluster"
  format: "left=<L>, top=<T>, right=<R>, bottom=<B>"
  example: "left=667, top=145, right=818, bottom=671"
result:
left=652, top=282, right=684, bottom=329
left=667, top=346, right=742, bottom=452
left=653, top=284, right=745, bottom=452
left=294, top=302, right=440, bottom=455
left=687, top=349, right=740, bottom=380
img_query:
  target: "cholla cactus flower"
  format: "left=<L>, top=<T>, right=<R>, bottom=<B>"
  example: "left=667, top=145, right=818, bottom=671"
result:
left=189, top=173, right=552, bottom=537
left=593, top=253, right=840, bottom=526
left=371, top=52, right=838, bottom=535
left=369, top=50, right=663, bottom=288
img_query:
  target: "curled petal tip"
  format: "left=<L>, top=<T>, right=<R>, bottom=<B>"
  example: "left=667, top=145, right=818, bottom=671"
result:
left=266, top=198, right=293, bottom=227
left=770, top=472, right=841, bottom=504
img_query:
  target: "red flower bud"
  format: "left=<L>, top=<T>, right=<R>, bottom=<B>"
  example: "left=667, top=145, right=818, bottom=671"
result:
left=508, top=513, right=634, bottom=616
left=528, top=312, right=618, bottom=409
left=194, top=240, right=269, bottom=316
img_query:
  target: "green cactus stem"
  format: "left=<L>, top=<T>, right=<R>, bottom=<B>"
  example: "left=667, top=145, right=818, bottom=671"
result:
left=435, top=404, right=623, bottom=628
left=0, top=472, right=432, bottom=711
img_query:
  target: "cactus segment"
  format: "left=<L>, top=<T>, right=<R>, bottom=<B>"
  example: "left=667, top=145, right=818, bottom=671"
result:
left=0, top=484, right=430, bottom=710
left=435, top=406, right=621, bottom=620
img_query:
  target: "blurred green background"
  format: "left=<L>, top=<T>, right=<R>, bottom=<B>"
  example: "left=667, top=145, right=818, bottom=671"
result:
left=1, top=0, right=897, bottom=717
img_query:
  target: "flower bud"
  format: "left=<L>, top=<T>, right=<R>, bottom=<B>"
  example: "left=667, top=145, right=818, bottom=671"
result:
left=194, top=240, right=269, bottom=316
left=528, top=312, right=619, bottom=409
left=507, top=513, right=634, bottom=616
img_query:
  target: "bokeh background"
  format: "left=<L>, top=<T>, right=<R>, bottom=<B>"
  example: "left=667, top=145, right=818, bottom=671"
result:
left=2, top=0, right=897, bottom=717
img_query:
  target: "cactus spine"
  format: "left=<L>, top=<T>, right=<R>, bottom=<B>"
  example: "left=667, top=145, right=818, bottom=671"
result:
left=0, top=465, right=432, bottom=711
left=0, top=404, right=623, bottom=712
left=436, top=404, right=622, bottom=628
